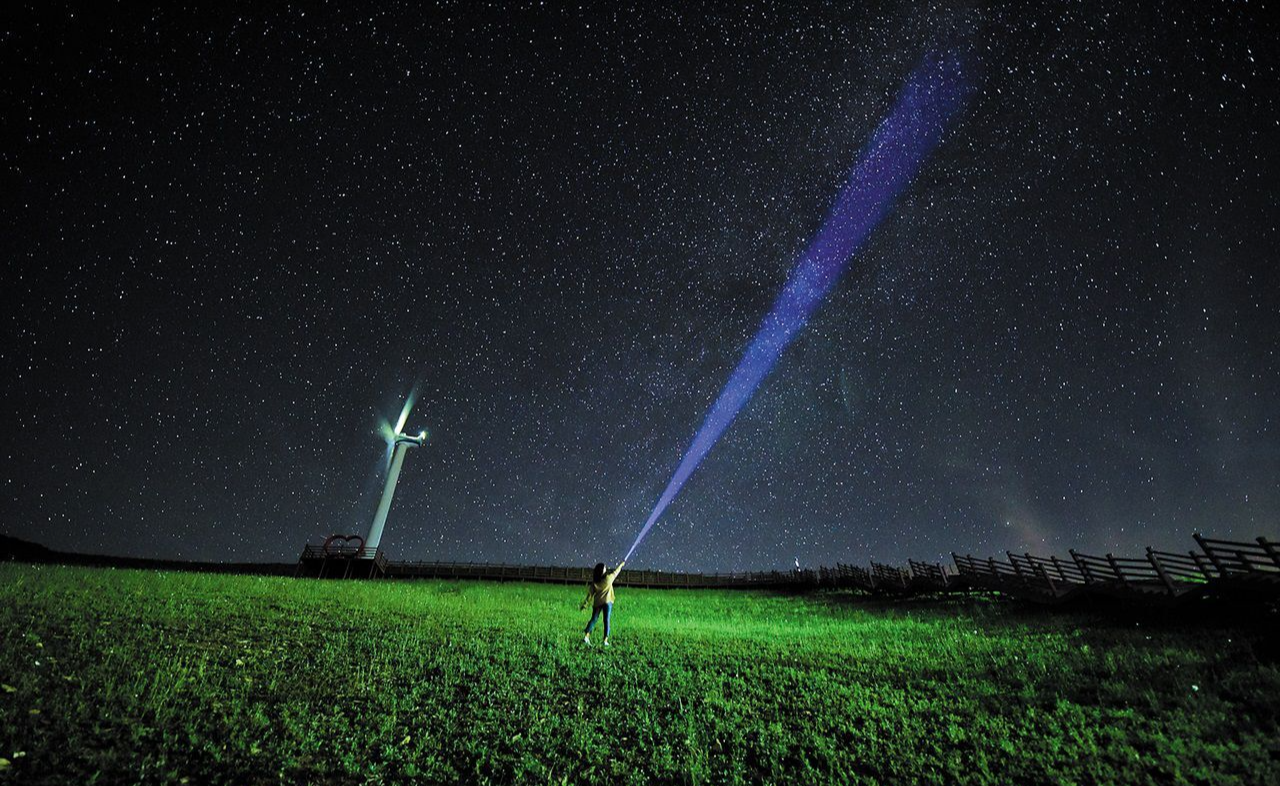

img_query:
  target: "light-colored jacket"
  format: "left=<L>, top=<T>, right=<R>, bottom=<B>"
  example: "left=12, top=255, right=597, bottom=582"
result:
left=582, top=563, right=625, bottom=609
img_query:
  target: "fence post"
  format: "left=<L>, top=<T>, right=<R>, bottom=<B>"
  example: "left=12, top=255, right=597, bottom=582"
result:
left=1069, top=550, right=1094, bottom=584
left=1193, top=532, right=1227, bottom=577
left=1146, top=547, right=1177, bottom=595
left=1050, top=555, right=1069, bottom=583
left=1105, top=553, right=1127, bottom=585
left=1031, top=556, right=1057, bottom=595
left=1258, top=537, right=1280, bottom=570
left=1024, top=554, right=1050, bottom=592
left=1188, top=551, right=1215, bottom=580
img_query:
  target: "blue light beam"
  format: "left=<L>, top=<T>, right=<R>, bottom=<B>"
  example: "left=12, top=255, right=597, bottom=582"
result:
left=625, top=48, right=974, bottom=562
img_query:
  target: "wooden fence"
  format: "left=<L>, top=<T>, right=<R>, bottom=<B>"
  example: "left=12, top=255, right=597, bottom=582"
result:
left=951, top=534, right=1279, bottom=605
left=293, top=532, right=1279, bottom=607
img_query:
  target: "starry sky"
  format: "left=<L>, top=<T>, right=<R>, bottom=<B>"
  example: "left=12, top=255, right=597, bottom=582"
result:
left=2, top=2, right=1277, bottom=571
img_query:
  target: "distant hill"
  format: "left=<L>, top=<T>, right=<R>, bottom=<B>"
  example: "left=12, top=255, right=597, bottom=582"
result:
left=0, top=534, right=295, bottom=576
left=0, top=534, right=57, bottom=561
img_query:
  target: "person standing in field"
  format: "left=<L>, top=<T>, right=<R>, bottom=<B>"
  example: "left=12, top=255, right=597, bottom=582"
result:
left=580, top=560, right=625, bottom=647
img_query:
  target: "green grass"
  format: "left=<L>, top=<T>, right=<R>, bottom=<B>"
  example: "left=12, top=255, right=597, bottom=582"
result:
left=1, top=564, right=1277, bottom=784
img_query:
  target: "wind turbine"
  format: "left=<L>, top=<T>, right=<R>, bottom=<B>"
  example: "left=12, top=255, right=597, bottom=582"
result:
left=365, top=391, right=429, bottom=553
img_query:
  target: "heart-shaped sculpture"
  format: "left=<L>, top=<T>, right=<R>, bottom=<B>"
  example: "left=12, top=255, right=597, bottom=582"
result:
left=322, top=533, right=366, bottom=557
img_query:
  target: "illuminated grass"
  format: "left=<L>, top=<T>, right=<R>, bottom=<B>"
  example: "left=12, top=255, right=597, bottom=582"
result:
left=0, top=564, right=1277, bottom=784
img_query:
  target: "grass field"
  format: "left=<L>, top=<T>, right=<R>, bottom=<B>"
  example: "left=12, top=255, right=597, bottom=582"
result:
left=1, top=564, right=1277, bottom=784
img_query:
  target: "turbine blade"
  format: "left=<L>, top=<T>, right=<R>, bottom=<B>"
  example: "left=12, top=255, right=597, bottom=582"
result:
left=394, top=388, right=417, bottom=435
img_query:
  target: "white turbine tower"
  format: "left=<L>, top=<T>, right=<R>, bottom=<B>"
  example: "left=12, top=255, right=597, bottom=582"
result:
left=365, top=392, right=428, bottom=553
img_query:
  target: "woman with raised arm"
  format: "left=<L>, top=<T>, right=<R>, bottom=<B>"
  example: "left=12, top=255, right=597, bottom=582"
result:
left=579, top=560, right=625, bottom=646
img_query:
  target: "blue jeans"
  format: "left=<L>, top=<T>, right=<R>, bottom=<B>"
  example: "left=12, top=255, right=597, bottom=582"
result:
left=585, top=603, right=612, bottom=638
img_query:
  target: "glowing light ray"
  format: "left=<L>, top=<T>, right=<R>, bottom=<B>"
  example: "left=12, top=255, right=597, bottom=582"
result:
left=625, top=48, right=973, bottom=562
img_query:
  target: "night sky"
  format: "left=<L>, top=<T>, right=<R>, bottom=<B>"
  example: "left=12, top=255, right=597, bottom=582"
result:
left=2, top=3, right=1277, bottom=572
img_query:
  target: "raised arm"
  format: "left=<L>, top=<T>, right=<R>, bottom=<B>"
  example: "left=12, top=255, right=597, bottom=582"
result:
left=607, top=560, right=626, bottom=581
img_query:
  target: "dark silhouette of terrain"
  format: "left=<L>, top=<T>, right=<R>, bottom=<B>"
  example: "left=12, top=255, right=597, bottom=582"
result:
left=0, top=534, right=294, bottom=576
